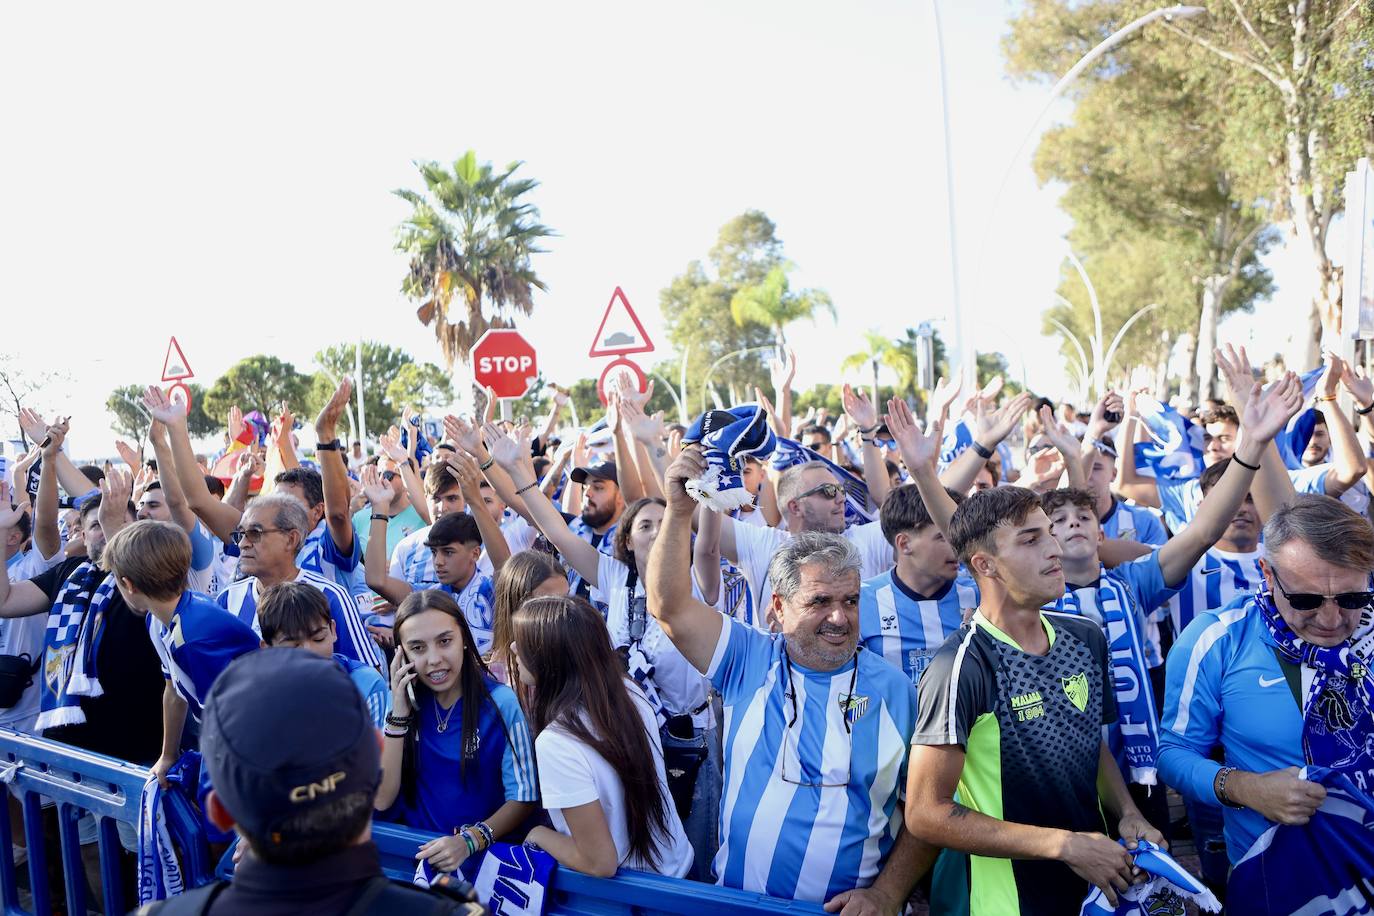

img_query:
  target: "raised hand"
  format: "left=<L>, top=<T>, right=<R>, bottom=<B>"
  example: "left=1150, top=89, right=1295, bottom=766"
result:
left=1242, top=371, right=1304, bottom=443
left=0, top=482, right=28, bottom=530
left=228, top=405, right=245, bottom=442
left=378, top=427, right=409, bottom=464
left=1214, top=344, right=1256, bottom=409
left=886, top=397, right=942, bottom=472
left=663, top=444, right=706, bottom=507
left=927, top=375, right=963, bottom=425
left=360, top=464, right=394, bottom=511
left=41, top=418, right=70, bottom=457
left=622, top=378, right=654, bottom=410
left=483, top=422, right=532, bottom=475
left=1340, top=361, right=1374, bottom=411
left=620, top=397, right=664, bottom=445
left=841, top=383, right=879, bottom=431
left=445, top=451, right=484, bottom=500
left=114, top=439, right=142, bottom=471
left=17, top=408, right=48, bottom=445
left=98, top=466, right=134, bottom=538
left=769, top=347, right=797, bottom=392
left=481, top=385, right=498, bottom=427
left=1086, top=390, right=1124, bottom=441
left=314, top=377, right=352, bottom=439
left=1319, top=352, right=1344, bottom=401
left=1037, top=403, right=1080, bottom=456
left=975, top=392, right=1034, bottom=447
left=132, top=465, right=157, bottom=503
left=233, top=449, right=259, bottom=482
left=552, top=385, right=570, bottom=408
left=443, top=414, right=484, bottom=456
left=142, top=385, right=188, bottom=426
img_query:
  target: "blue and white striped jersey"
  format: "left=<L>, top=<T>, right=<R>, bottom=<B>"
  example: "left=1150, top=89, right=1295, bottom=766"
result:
left=1167, top=546, right=1264, bottom=638
left=216, top=568, right=383, bottom=673
left=389, top=524, right=437, bottom=591
left=1158, top=464, right=1330, bottom=532
left=1099, top=499, right=1167, bottom=546
left=858, top=570, right=977, bottom=686
left=707, top=619, right=916, bottom=903
left=147, top=590, right=260, bottom=719
left=297, top=519, right=363, bottom=596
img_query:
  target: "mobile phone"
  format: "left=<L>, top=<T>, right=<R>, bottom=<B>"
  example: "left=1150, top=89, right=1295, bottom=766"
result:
left=398, top=644, right=417, bottom=709
left=1103, top=409, right=1123, bottom=424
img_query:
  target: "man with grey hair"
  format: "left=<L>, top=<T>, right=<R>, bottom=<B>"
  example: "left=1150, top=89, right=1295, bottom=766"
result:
left=715, top=462, right=894, bottom=622
left=648, top=446, right=933, bottom=913
left=1160, top=493, right=1374, bottom=872
left=216, top=493, right=382, bottom=673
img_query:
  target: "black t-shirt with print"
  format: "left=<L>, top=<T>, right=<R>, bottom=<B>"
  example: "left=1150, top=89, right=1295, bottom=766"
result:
left=29, top=558, right=164, bottom=764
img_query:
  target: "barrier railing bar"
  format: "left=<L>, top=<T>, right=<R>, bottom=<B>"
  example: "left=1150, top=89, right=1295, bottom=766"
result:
left=97, top=817, right=125, bottom=916
left=20, top=793, right=49, bottom=916
left=57, top=802, right=86, bottom=916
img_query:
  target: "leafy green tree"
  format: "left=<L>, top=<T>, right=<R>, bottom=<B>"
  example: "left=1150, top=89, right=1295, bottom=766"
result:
left=842, top=331, right=920, bottom=400
left=203, top=356, right=312, bottom=421
left=1007, top=0, right=1373, bottom=367
left=566, top=379, right=605, bottom=427
left=394, top=150, right=554, bottom=369
left=512, top=372, right=552, bottom=422
left=386, top=363, right=455, bottom=414
left=107, top=383, right=216, bottom=444
left=730, top=265, right=835, bottom=347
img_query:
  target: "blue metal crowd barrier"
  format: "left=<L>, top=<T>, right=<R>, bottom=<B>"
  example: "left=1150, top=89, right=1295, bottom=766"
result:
left=0, top=730, right=822, bottom=916
left=0, top=729, right=212, bottom=916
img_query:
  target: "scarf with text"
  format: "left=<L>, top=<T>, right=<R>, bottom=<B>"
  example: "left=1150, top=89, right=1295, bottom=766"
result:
left=36, top=563, right=115, bottom=730
left=1080, top=839, right=1220, bottom=915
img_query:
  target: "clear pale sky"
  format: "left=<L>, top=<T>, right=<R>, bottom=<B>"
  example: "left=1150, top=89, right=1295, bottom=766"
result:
left=1, top=0, right=1320, bottom=457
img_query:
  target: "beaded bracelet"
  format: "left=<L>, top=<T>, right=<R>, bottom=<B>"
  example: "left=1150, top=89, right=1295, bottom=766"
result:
left=473, top=821, right=495, bottom=850
left=457, top=828, right=477, bottom=857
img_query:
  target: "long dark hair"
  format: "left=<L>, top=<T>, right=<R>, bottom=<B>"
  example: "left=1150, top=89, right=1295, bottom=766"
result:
left=512, top=595, right=671, bottom=868
left=490, top=551, right=567, bottom=677
left=394, top=590, right=503, bottom=806
left=612, top=497, right=666, bottom=566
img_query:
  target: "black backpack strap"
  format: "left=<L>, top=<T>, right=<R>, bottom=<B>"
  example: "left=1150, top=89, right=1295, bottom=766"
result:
left=346, top=875, right=474, bottom=915
left=132, top=881, right=229, bottom=916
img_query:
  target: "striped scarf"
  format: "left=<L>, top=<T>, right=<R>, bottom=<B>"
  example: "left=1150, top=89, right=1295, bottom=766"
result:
left=769, top=435, right=875, bottom=525
left=36, top=562, right=115, bottom=730
left=1050, top=574, right=1161, bottom=786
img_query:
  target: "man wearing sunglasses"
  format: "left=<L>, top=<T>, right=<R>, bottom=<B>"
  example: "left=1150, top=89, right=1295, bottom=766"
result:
left=650, top=447, right=934, bottom=912
left=1159, top=494, right=1374, bottom=872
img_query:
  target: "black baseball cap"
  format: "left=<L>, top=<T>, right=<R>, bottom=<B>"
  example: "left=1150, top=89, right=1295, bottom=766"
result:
left=571, top=460, right=617, bottom=485
left=200, top=648, right=381, bottom=845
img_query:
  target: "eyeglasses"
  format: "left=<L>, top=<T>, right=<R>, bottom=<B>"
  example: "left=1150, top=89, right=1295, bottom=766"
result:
left=779, top=648, right=856, bottom=788
left=1269, top=567, right=1374, bottom=612
left=381, top=470, right=398, bottom=482
left=796, top=483, right=844, bottom=501
left=230, top=526, right=286, bottom=546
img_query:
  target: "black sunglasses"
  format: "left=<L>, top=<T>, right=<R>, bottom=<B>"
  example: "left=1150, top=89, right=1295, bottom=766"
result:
left=1270, top=567, right=1374, bottom=612
left=381, top=470, right=398, bottom=482
left=797, top=483, right=844, bottom=501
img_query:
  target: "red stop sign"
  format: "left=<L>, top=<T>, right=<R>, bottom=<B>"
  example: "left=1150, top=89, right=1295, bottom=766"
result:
left=472, top=329, right=538, bottom=399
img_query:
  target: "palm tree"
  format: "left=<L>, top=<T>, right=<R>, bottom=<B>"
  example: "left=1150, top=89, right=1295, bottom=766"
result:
left=729, top=264, right=834, bottom=347
left=394, top=150, right=553, bottom=368
left=842, top=330, right=919, bottom=403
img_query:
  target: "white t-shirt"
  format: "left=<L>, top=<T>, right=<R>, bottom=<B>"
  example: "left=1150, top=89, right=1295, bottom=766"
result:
left=732, top=520, right=893, bottom=624
left=2, top=545, right=66, bottom=732
left=535, top=683, right=693, bottom=877
left=597, top=553, right=712, bottom=729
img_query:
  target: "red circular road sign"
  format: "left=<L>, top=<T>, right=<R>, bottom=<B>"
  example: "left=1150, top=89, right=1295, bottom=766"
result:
left=472, top=329, right=538, bottom=400
left=166, top=382, right=193, bottom=413
left=597, top=357, right=647, bottom=406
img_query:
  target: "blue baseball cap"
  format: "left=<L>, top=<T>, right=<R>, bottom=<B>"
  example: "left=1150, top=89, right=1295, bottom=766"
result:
left=200, top=648, right=381, bottom=845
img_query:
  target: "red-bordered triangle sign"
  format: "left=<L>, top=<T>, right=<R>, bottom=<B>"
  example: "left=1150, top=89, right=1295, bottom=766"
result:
left=161, top=337, right=194, bottom=382
left=588, top=287, right=654, bottom=358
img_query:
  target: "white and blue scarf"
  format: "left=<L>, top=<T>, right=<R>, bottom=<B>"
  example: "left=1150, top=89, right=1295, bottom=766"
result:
left=1228, top=766, right=1374, bottom=914
left=1257, top=588, right=1374, bottom=777
left=36, top=562, right=115, bottom=730
left=682, top=405, right=776, bottom=512
left=769, top=432, right=876, bottom=525
left=1131, top=397, right=1205, bottom=482
left=136, top=773, right=184, bottom=904
left=1049, top=575, right=1161, bottom=785
left=1080, top=839, right=1220, bottom=915
left=416, top=841, right=557, bottom=916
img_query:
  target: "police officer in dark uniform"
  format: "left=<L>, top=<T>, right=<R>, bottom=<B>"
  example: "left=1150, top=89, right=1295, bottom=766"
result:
left=137, top=649, right=478, bottom=915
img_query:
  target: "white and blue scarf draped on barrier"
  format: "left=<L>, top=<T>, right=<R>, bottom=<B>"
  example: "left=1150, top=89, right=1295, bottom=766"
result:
left=682, top=406, right=776, bottom=512
left=1229, top=767, right=1374, bottom=915
left=768, top=429, right=876, bottom=524
left=137, top=773, right=185, bottom=904
left=36, top=562, right=115, bottom=730
left=416, top=841, right=557, bottom=916
left=1257, top=587, right=1374, bottom=778
left=1054, top=581, right=1162, bottom=786
left=1079, top=839, right=1220, bottom=915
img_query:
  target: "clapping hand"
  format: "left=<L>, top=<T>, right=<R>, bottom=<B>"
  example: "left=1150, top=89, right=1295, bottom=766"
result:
left=1037, top=403, right=1080, bottom=457
left=443, top=414, right=484, bottom=457
left=886, top=397, right=942, bottom=472
left=360, top=464, right=394, bottom=512
left=927, top=375, right=963, bottom=426
left=1241, top=371, right=1304, bottom=444
left=98, top=466, right=134, bottom=540
left=142, top=386, right=188, bottom=426
left=842, top=383, right=879, bottom=433
left=1340, top=360, right=1374, bottom=411
left=483, top=422, right=533, bottom=477
left=769, top=347, right=797, bottom=392
left=975, top=392, right=1034, bottom=448
left=379, top=427, right=409, bottom=464
left=1214, top=344, right=1256, bottom=409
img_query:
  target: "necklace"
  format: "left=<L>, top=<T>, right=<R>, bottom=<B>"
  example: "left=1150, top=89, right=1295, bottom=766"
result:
left=435, top=696, right=459, bottom=733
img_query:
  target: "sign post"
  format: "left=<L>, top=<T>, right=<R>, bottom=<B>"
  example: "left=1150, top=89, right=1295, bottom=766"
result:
left=472, top=329, right=539, bottom=417
left=161, top=337, right=196, bottom=412
left=589, top=287, right=655, bottom=405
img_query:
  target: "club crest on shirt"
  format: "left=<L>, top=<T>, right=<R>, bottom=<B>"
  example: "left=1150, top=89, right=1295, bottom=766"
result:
left=880, top=613, right=897, bottom=631
left=44, top=645, right=73, bottom=689
left=1061, top=672, right=1089, bottom=713
left=839, top=693, right=869, bottom=727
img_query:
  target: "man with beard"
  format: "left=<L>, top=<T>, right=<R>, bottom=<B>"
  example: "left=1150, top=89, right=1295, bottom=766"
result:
left=906, top=487, right=1166, bottom=914
left=565, top=460, right=624, bottom=605
left=715, top=463, right=893, bottom=622
left=648, top=446, right=933, bottom=910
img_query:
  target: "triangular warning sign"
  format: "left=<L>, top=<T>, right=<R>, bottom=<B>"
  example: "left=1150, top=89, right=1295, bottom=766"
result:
left=588, top=287, right=654, bottom=358
left=161, top=337, right=194, bottom=382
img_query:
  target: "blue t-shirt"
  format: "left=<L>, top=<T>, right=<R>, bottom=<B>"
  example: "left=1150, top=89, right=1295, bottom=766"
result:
left=1099, top=499, right=1167, bottom=547
left=706, top=619, right=916, bottom=903
left=858, top=569, right=977, bottom=686
left=146, top=590, right=260, bottom=718
left=335, top=653, right=390, bottom=729
left=392, top=679, right=538, bottom=836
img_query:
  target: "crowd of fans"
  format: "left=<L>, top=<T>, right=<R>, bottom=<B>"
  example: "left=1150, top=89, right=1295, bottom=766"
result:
left=1, top=340, right=1372, bottom=915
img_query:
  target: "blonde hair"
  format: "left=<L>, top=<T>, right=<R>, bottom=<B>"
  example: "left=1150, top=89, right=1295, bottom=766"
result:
left=100, top=520, right=191, bottom=601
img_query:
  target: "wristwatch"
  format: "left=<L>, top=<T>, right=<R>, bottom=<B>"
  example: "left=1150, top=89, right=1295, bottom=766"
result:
left=316, top=439, right=343, bottom=451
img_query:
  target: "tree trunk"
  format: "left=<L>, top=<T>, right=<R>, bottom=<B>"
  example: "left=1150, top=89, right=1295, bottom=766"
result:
left=1177, top=331, right=1199, bottom=406
left=1195, top=275, right=1227, bottom=402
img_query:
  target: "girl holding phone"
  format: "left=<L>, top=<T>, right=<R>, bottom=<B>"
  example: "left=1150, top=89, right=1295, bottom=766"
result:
left=513, top=595, right=692, bottom=878
left=375, top=590, right=538, bottom=877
